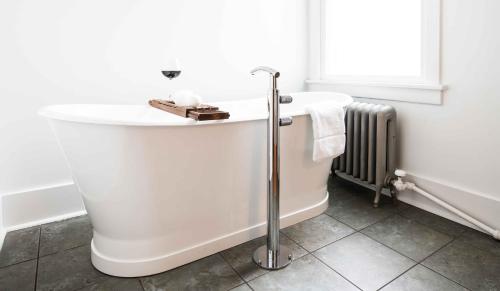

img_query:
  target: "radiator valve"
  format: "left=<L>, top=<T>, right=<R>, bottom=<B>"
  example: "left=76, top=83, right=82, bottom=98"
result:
left=393, top=169, right=415, bottom=191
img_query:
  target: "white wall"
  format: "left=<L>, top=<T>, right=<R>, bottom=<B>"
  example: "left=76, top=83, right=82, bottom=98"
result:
left=0, top=198, right=4, bottom=249
left=310, top=0, right=500, bottom=230
left=0, top=0, right=308, bottom=229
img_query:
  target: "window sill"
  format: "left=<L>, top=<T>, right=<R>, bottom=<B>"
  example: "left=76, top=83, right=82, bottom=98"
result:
left=305, top=79, right=446, bottom=105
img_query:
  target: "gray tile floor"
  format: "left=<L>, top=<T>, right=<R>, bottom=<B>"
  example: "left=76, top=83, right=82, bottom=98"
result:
left=1, top=177, right=500, bottom=291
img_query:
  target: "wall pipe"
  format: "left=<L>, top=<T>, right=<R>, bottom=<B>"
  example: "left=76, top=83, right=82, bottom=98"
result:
left=393, top=169, right=500, bottom=240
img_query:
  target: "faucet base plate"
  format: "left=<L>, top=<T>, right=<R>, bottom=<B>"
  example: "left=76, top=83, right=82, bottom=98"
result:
left=252, top=245, right=293, bottom=270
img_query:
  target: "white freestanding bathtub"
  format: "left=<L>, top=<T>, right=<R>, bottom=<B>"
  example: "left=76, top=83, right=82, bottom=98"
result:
left=39, top=91, right=352, bottom=277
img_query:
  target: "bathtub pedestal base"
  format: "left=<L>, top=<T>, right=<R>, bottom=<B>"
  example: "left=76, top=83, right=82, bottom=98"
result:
left=253, top=245, right=292, bottom=270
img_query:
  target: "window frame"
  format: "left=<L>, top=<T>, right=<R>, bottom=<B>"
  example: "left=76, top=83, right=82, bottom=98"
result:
left=307, top=0, right=445, bottom=105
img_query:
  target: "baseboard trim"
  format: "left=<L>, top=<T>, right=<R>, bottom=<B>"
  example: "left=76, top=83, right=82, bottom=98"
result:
left=0, top=196, right=4, bottom=250
left=0, top=228, right=6, bottom=251
left=2, top=181, right=85, bottom=231
left=5, top=210, right=87, bottom=233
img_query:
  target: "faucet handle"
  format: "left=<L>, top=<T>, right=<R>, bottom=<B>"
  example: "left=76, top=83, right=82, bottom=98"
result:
left=279, top=95, right=293, bottom=104
left=279, top=117, right=293, bottom=126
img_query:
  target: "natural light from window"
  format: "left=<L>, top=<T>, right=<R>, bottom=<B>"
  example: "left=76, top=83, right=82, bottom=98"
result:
left=323, top=0, right=422, bottom=78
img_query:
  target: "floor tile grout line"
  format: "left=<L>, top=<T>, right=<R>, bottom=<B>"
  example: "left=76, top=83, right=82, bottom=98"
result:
left=229, top=282, right=253, bottom=291
left=412, top=236, right=476, bottom=290
left=139, top=276, right=146, bottom=291
left=355, top=211, right=400, bottom=232
left=247, top=283, right=255, bottom=291
left=237, top=238, right=316, bottom=285
left=0, top=226, right=41, bottom=270
left=375, top=262, right=419, bottom=291
left=278, top=231, right=312, bottom=255
left=312, top=228, right=422, bottom=281
left=72, top=276, right=141, bottom=291
left=243, top=251, right=318, bottom=286
left=219, top=230, right=311, bottom=284
left=306, top=209, right=437, bottom=291
left=417, top=236, right=456, bottom=264
left=37, top=241, right=92, bottom=260
left=328, top=198, right=367, bottom=230
left=218, top=252, right=247, bottom=287
left=321, top=204, right=463, bottom=261
left=360, top=203, right=407, bottom=229
left=219, top=241, right=269, bottom=284
left=333, top=202, right=467, bottom=264
left=358, top=224, right=450, bottom=264
left=409, top=236, right=475, bottom=290
left=244, top=270, right=269, bottom=284
left=418, top=264, right=472, bottom=291
left=357, top=235, right=415, bottom=261
left=282, top=221, right=359, bottom=255
left=309, top=251, right=363, bottom=291
left=0, top=257, right=38, bottom=270
left=306, top=230, right=358, bottom=253
left=245, top=251, right=352, bottom=288
left=367, top=207, right=480, bottom=250
left=33, top=226, right=42, bottom=291
left=310, top=225, right=390, bottom=261
left=322, top=204, right=400, bottom=232
left=398, top=210, right=467, bottom=239
left=309, top=227, right=368, bottom=255
left=245, top=229, right=344, bottom=286
left=331, top=179, right=476, bottom=239
left=375, top=235, right=464, bottom=291
left=319, top=213, right=358, bottom=233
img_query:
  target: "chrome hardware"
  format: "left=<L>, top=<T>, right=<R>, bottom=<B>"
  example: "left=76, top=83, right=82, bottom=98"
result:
left=250, top=66, right=280, bottom=78
left=279, top=117, right=293, bottom=126
left=250, top=66, right=293, bottom=270
left=279, top=95, right=293, bottom=104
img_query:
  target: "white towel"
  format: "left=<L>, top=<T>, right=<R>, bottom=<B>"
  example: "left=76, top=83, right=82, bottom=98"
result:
left=305, top=101, right=347, bottom=162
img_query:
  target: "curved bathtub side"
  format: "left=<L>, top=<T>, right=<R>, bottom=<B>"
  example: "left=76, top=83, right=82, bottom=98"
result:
left=90, top=194, right=328, bottom=277
left=48, top=114, right=332, bottom=277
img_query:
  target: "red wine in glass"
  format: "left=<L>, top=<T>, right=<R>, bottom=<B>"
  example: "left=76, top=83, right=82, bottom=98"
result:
left=162, top=71, right=181, bottom=80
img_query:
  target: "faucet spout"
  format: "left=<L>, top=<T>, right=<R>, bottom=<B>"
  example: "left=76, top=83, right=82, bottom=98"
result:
left=250, top=66, right=280, bottom=78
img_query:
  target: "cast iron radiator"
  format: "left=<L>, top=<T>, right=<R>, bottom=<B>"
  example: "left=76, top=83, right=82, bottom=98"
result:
left=332, top=102, right=397, bottom=207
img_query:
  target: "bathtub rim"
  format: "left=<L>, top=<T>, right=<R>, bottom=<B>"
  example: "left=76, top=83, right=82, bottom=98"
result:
left=38, top=92, right=353, bottom=127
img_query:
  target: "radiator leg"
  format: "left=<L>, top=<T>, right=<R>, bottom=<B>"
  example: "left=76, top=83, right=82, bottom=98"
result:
left=389, top=184, right=399, bottom=205
left=373, top=186, right=382, bottom=207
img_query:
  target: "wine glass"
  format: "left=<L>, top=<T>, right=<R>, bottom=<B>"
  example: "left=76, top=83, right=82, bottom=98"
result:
left=162, top=58, right=181, bottom=79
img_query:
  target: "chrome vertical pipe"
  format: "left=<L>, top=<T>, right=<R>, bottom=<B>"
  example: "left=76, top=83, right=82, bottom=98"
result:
left=268, top=73, right=279, bottom=263
left=250, top=66, right=293, bottom=270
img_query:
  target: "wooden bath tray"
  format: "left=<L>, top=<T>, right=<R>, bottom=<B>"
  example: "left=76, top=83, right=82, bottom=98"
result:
left=149, top=99, right=230, bottom=121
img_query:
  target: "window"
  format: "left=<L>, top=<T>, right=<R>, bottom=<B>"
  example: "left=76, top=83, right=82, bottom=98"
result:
left=307, top=0, right=444, bottom=104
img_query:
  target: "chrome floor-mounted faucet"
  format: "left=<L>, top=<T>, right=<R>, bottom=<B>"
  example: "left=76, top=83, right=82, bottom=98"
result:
left=250, top=66, right=293, bottom=270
